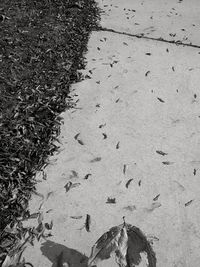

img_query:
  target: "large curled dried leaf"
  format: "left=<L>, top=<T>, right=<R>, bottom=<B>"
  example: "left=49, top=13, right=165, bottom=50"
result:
left=126, top=224, right=156, bottom=267
left=115, top=226, right=128, bottom=267
left=88, top=223, right=128, bottom=267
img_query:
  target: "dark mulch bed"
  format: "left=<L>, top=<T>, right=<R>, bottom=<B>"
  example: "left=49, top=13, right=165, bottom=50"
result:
left=0, top=0, right=100, bottom=264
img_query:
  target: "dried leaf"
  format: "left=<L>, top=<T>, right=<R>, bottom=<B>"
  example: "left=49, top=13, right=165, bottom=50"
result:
left=115, top=225, right=128, bottom=267
left=85, top=214, right=91, bottom=232
left=185, top=200, right=193, bottom=207
left=74, top=133, right=80, bottom=140
left=70, top=216, right=83, bottom=219
left=153, top=194, right=160, bottom=201
left=162, top=161, right=174, bottom=165
left=123, top=164, right=127, bottom=175
left=44, top=220, right=53, bottom=230
left=157, top=97, right=165, bottom=103
left=106, top=197, right=116, bottom=204
left=74, top=133, right=84, bottom=145
left=99, top=123, right=106, bottom=128
left=77, top=139, right=84, bottom=145
left=156, top=150, right=167, bottom=156
left=90, top=157, right=101, bottom=163
left=64, top=181, right=72, bottom=192
left=126, top=179, right=133, bottom=188
left=102, top=133, right=107, bottom=139
left=84, top=173, right=92, bottom=179
left=88, top=223, right=128, bottom=267
left=145, top=71, right=150, bottom=77
left=116, top=142, right=120, bottom=149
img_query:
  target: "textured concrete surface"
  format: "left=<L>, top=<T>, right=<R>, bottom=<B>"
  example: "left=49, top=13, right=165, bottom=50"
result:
left=24, top=1, right=200, bottom=266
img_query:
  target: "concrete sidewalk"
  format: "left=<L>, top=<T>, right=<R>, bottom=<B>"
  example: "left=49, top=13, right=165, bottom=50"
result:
left=25, top=1, right=200, bottom=266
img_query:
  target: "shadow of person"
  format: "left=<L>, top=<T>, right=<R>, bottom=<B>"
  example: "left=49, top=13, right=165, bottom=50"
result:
left=40, top=240, right=88, bottom=267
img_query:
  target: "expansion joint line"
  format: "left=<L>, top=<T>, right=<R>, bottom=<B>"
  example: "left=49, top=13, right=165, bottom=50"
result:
left=94, top=26, right=200, bottom=49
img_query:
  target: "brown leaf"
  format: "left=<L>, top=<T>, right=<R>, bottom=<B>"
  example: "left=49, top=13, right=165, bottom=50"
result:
left=153, top=194, right=160, bottom=201
left=156, top=150, right=167, bottom=156
left=74, top=133, right=84, bottom=145
left=145, top=71, right=150, bottom=77
left=88, top=223, right=128, bottom=267
left=70, top=216, right=83, bottom=219
left=44, top=220, right=53, bottom=230
left=64, top=181, right=72, bottom=192
left=116, top=142, right=120, bottom=149
left=90, top=157, right=101, bottom=163
left=185, top=200, right=193, bottom=207
left=123, top=164, right=127, bottom=175
left=64, top=182, right=80, bottom=193
left=84, top=173, right=92, bottom=179
left=102, top=133, right=107, bottom=139
left=126, top=179, right=133, bottom=188
left=157, top=97, right=165, bottom=103
left=74, top=133, right=80, bottom=140
left=162, top=161, right=174, bottom=165
left=85, top=214, right=91, bottom=232
left=77, top=139, right=84, bottom=145
left=99, top=123, right=106, bottom=128
left=106, top=197, right=116, bottom=204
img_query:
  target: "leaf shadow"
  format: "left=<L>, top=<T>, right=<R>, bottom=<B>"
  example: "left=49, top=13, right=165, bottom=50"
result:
left=126, top=225, right=157, bottom=267
left=40, top=240, right=88, bottom=267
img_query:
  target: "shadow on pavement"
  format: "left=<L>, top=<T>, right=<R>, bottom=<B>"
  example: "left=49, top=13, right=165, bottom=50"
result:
left=40, top=240, right=88, bottom=267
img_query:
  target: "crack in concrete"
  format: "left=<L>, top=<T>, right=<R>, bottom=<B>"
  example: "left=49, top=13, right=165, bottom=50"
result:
left=95, top=27, right=200, bottom=49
